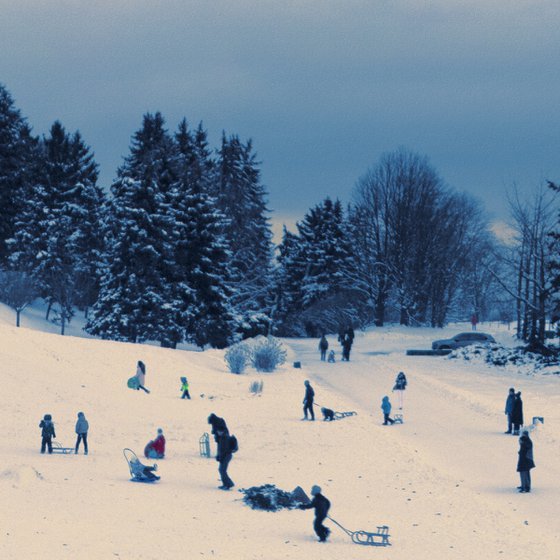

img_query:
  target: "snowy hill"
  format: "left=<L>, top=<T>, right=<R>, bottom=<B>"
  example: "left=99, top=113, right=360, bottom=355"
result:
left=0, top=315, right=559, bottom=560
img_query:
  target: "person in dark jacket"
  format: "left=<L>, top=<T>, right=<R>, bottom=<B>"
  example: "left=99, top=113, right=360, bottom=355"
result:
left=39, top=414, right=56, bottom=454
left=215, top=429, right=235, bottom=490
left=504, top=387, right=516, bottom=434
left=516, top=430, right=535, bottom=492
left=208, top=413, right=228, bottom=441
left=341, top=334, right=353, bottom=361
left=75, top=411, right=89, bottom=455
left=319, top=335, right=329, bottom=361
left=300, top=485, right=331, bottom=542
left=392, top=371, right=408, bottom=409
left=511, top=391, right=524, bottom=435
left=303, top=380, right=315, bottom=421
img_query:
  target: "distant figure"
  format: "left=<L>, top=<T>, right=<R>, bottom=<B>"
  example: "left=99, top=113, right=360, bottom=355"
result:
left=512, top=391, right=524, bottom=435
left=75, top=411, right=89, bottom=455
left=471, top=313, right=478, bottom=331
left=321, top=407, right=335, bottom=421
left=39, top=414, right=56, bottom=454
left=216, top=429, right=236, bottom=490
left=180, top=376, right=191, bottom=399
left=144, top=428, right=166, bottom=459
left=504, top=387, right=516, bottom=434
left=208, top=413, right=229, bottom=443
left=303, top=380, right=315, bottom=421
left=392, top=371, right=407, bottom=409
left=299, top=485, right=331, bottom=542
left=319, top=335, right=329, bottom=361
left=128, top=360, right=150, bottom=393
left=516, top=430, right=535, bottom=493
left=381, top=396, right=395, bottom=425
left=327, top=350, right=335, bottom=363
left=341, top=336, right=352, bottom=361
left=130, top=457, right=160, bottom=481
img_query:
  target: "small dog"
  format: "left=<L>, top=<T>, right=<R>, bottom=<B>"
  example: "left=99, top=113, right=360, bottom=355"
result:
left=321, top=407, right=335, bottom=421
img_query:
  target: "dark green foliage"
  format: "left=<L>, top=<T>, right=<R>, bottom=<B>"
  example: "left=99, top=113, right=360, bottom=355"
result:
left=241, top=484, right=306, bottom=512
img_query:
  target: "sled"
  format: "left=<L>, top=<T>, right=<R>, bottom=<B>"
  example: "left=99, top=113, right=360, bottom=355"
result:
left=333, top=411, right=357, bottom=420
left=51, top=442, right=74, bottom=454
left=328, top=516, right=391, bottom=546
left=393, top=414, right=404, bottom=424
left=123, top=448, right=159, bottom=483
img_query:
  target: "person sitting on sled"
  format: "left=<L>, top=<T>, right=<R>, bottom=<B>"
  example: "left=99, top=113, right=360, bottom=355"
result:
left=299, top=485, right=331, bottom=542
left=144, top=428, right=165, bottom=459
left=129, top=457, right=160, bottom=481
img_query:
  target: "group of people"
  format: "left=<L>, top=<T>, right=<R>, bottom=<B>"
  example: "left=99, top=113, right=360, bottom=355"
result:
left=39, top=411, right=89, bottom=455
left=318, top=326, right=355, bottom=363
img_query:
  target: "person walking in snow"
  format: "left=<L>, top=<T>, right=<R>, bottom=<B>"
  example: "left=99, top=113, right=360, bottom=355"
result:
left=215, top=428, right=235, bottom=490
left=299, top=485, right=331, bottom=542
left=144, top=428, right=166, bottom=459
left=180, top=376, right=191, bottom=399
left=504, top=387, right=516, bottom=434
left=516, top=430, right=535, bottom=493
left=303, top=380, right=315, bottom=421
left=381, top=396, right=395, bottom=425
left=392, top=371, right=407, bottom=409
left=208, top=413, right=229, bottom=443
left=74, top=411, right=89, bottom=455
left=319, top=335, right=329, bottom=361
left=512, top=391, right=524, bottom=435
left=39, top=414, right=56, bottom=454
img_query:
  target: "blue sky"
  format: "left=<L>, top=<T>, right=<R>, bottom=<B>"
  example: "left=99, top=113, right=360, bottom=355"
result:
left=2, top=1, right=559, bottom=234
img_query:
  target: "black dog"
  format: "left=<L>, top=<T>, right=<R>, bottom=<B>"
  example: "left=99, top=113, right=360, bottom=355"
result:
left=321, top=407, right=335, bottom=421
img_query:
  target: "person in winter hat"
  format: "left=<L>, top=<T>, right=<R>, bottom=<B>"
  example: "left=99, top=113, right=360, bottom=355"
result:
left=381, top=396, right=395, bottom=425
left=302, top=380, right=315, bottom=421
left=144, top=428, right=166, bottom=459
left=392, top=372, right=407, bottom=409
left=75, top=412, right=89, bottom=455
left=517, top=430, right=535, bottom=493
left=511, top=391, right=524, bottom=435
left=318, top=335, right=329, bottom=361
left=504, top=387, right=516, bottom=434
left=180, top=376, right=191, bottom=399
left=39, top=414, right=56, bottom=454
left=299, top=485, right=331, bottom=542
left=130, top=457, right=160, bottom=481
left=215, top=428, right=235, bottom=490
left=208, top=413, right=229, bottom=443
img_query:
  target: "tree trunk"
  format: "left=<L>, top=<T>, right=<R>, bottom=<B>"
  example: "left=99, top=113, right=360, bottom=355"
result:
left=16, top=309, right=21, bottom=327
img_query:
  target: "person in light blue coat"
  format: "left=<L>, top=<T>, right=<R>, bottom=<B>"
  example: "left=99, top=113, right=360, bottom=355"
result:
left=381, top=396, right=394, bottom=425
left=75, top=411, right=89, bottom=455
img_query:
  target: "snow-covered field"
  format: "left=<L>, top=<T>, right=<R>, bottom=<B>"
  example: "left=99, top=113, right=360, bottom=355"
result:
left=1, top=304, right=559, bottom=560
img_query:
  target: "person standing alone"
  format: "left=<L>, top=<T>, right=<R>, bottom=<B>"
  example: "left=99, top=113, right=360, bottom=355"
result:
left=75, top=411, right=89, bottom=455
left=319, top=335, right=329, bottom=361
left=517, top=430, right=535, bottom=493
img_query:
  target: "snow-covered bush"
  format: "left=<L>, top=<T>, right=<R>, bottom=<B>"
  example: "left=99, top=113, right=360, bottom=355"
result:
left=224, top=341, right=250, bottom=374
left=250, top=336, right=287, bottom=372
left=241, top=484, right=305, bottom=511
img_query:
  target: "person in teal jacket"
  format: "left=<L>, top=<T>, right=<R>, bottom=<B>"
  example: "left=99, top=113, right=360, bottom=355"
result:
left=381, top=396, right=395, bottom=425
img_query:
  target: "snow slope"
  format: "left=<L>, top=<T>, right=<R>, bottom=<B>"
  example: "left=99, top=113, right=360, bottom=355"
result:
left=0, top=317, right=558, bottom=560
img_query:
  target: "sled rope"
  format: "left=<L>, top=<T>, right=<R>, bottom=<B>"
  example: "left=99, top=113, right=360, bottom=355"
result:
left=327, top=515, right=391, bottom=546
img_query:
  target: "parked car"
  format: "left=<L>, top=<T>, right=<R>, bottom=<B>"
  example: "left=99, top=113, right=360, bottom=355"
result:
left=431, top=332, right=496, bottom=350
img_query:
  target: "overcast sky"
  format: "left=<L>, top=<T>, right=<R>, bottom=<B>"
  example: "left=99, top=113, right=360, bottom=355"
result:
left=2, top=1, right=559, bottom=234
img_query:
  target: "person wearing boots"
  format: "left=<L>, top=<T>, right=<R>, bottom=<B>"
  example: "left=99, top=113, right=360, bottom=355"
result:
left=75, top=411, right=89, bottom=455
left=504, top=387, right=515, bottom=434
left=517, top=430, right=535, bottom=493
left=299, top=485, right=331, bottom=542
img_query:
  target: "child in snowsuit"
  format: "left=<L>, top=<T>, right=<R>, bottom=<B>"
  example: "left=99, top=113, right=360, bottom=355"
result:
left=75, top=411, right=89, bottom=455
left=300, top=485, right=331, bottom=542
left=130, top=457, right=160, bottom=481
left=39, top=414, right=56, bottom=454
left=381, top=396, right=395, bottom=425
left=327, top=350, right=335, bottom=363
left=303, top=380, right=315, bottom=421
left=180, top=376, right=191, bottom=399
left=144, top=428, right=166, bottom=459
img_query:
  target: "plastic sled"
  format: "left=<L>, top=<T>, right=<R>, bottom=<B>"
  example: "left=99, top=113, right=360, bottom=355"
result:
left=123, top=448, right=159, bottom=483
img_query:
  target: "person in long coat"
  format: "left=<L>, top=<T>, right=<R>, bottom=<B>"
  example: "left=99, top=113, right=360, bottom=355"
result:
left=216, top=429, right=235, bottom=490
left=319, top=335, right=329, bottom=361
left=504, top=387, right=516, bottom=434
left=516, top=430, right=535, bottom=493
left=511, top=391, right=524, bottom=435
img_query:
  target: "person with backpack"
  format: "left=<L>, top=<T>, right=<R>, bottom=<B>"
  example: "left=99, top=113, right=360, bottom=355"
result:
left=74, top=411, right=89, bottom=455
left=215, top=428, right=237, bottom=490
left=299, top=485, right=331, bottom=542
left=39, top=414, right=56, bottom=454
left=207, top=413, right=229, bottom=443
left=319, top=335, right=329, bottom=361
left=302, top=380, right=315, bottom=421
left=180, top=376, right=191, bottom=399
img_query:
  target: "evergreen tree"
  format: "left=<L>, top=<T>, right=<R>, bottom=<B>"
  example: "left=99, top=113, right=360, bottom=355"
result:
left=0, top=84, right=36, bottom=265
left=215, top=133, right=274, bottom=336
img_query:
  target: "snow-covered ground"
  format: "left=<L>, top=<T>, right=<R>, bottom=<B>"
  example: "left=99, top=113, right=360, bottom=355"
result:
left=1, top=304, right=559, bottom=559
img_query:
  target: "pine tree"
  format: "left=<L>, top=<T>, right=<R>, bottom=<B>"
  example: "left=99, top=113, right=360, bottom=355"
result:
left=87, top=113, right=179, bottom=343
left=215, top=133, right=274, bottom=336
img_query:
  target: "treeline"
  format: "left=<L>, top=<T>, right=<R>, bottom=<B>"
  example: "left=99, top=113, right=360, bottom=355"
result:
left=3, top=83, right=558, bottom=345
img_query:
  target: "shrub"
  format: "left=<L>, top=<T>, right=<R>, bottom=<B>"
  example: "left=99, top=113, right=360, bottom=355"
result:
left=224, top=341, right=250, bottom=374
left=241, top=484, right=304, bottom=511
left=251, top=336, right=287, bottom=372
left=249, top=379, right=264, bottom=394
